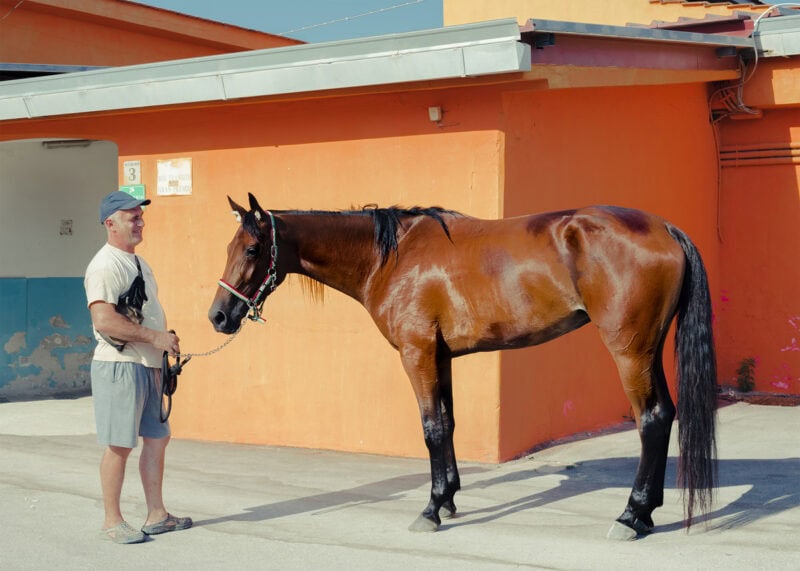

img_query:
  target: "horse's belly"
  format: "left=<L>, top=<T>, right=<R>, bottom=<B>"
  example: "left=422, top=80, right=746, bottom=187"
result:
left=445, top=308, right=590, bottom=356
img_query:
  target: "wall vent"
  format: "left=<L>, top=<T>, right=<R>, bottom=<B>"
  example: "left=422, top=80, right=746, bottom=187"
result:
left=720, top=142, right=800, bottom=167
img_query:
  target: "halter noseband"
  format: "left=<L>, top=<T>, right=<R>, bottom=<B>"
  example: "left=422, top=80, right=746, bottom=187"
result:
left=217, top=210, right=277, bottom=324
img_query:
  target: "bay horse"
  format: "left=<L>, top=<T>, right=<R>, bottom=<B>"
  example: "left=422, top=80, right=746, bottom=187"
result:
left=208, top=193, right=717, bottom=540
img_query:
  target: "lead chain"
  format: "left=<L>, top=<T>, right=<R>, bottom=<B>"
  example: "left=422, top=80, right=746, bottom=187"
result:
left=181, top=321, right=244, bottom=359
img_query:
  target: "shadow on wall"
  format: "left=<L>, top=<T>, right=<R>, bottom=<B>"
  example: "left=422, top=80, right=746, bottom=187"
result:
left=0, top=278, right=94, bottom=401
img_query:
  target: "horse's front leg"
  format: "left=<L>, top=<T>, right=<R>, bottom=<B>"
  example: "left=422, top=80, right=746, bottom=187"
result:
left=437, top=353, right=460, bottom=519
left=400, top=342, right=450, bottom=532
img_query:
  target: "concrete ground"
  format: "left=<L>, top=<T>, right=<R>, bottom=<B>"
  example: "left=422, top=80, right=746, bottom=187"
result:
left=0, top=398, right=797, bottom=570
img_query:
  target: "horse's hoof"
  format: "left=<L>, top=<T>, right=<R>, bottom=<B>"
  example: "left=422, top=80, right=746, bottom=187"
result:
left=606, top=521, right=638, bottom=541
left=408, top=514, right=440, bottom=533
left=441, top=501, right=457, bottom=519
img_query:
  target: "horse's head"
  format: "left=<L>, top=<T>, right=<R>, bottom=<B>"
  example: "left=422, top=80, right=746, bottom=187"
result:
left=208, top=193, right=282, bottom=333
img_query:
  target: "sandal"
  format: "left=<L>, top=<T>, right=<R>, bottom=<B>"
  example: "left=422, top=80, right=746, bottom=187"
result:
left=100, top=521, right=145, bottom=544
left=141, top=513, right=193, bottom=535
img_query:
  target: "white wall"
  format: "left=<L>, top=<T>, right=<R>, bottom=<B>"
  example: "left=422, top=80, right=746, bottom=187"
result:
left=0, top=139, right=117, bottom=278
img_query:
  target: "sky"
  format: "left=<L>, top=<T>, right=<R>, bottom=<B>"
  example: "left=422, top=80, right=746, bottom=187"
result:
left=131, top=0, right=444, bottom=43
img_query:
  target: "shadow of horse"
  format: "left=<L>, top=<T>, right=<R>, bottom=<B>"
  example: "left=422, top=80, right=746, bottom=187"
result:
left=453, top=456, right=800, bottom=534
left=193, top=456, right=798, bottom=533
left=193, top=466, right=488, bottom=527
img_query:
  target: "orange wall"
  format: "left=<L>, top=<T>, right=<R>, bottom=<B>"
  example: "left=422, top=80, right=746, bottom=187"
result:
left=138, top=93, right=507, bottom=461
left=717, top=110, right=800, bottom=395
left=496, top=82, right=722, bottom=459
left=2, top=0, right=793, bottom=466
left=0, top=88, right=509, bottom=460
left=0, top=77, right=725, bottom=460
left=2, top=78, right=718, bottom=461
left=0, top=0, right=299, bottom=66
left=444, top=0, right=765, bottom=28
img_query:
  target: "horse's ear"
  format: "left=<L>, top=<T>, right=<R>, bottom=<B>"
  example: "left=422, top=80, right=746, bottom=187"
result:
left=228, top=196, right=246, bottom=224
left=248, top=193, right=267, bottom=223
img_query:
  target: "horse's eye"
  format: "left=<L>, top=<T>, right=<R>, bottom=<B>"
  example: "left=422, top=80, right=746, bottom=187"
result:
left=245, top=245, right=259, bottom=258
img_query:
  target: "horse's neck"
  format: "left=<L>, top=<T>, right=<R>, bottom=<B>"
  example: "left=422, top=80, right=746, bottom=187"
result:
left=283, top=213, right=377, bottom=302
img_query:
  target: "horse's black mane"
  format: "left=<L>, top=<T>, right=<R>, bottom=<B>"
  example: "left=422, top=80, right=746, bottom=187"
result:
left=243, top=206, right=461, bottom=264
left=368, top=206, right=459, bottom=263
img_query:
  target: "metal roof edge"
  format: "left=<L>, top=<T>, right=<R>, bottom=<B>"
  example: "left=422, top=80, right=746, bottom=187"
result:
left=0, top=63, right=108, bottom=74
left=0, top=19, right=529, bottom=121
left=753, top=14, right=800, bottom=56
left=523, top=18, right=755, bottom=49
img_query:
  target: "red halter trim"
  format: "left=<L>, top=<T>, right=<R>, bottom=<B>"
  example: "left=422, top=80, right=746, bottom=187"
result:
left=217, top=210, right=277, bottom=324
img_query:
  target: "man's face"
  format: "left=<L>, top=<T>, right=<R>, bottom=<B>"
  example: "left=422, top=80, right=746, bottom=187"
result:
left=108, top=206, right=145, bottom=251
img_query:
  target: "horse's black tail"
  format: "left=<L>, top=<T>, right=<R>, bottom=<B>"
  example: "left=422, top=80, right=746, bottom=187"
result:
left=667, top=223, right=718, bottom=528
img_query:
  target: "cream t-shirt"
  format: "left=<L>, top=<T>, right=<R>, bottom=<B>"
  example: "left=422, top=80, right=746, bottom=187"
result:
left=84, top=243, right=166, bottom=367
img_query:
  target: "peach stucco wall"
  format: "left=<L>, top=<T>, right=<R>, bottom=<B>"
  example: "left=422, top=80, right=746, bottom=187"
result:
left=0, top=88, right=507, bottom=460
left=140, top=94, right=507, bottom=461
left=444, top=0, right=766, bottom=28
left=143, top=96, right=501, bottom=460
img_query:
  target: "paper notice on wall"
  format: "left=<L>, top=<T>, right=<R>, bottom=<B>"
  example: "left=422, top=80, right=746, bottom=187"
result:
left=157, top=158, right=192, bottom=196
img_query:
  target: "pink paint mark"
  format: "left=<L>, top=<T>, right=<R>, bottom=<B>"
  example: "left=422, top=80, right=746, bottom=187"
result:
left=769, top=363, right=795, bottom=393
left=562, top=400, right=575, bottom=417
left=781, top=317, right=800, bottom=351
left=720, top=291, right=730, bottom=303
left=781, top=339, right=800, bottom=352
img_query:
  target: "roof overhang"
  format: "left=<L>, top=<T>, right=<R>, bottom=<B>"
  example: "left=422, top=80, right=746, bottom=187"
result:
left=523, top=19, right=755, bottom=48
left=754, top=14, right=800, bottom=57
left=520, top=19, right=754, bottom=89
left=0, top=17, right=759, bottom=122
left=0, top=63, right=107, bottom=82
left=0, top=19, right=530, bottom=121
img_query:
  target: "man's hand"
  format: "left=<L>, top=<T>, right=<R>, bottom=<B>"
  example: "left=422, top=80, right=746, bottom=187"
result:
left=152, top=330, right=181, bottom=356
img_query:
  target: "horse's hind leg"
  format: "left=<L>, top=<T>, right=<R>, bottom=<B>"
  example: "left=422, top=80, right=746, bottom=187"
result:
left=602, top=330, right=676, bottom=540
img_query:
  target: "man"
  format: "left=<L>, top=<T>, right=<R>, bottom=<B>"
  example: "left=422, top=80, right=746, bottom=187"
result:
left=84, top=191, right=192, bottom=544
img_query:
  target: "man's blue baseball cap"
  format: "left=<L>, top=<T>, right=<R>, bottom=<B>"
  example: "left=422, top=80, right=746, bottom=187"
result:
left=99, top=191, right=151, bottom=224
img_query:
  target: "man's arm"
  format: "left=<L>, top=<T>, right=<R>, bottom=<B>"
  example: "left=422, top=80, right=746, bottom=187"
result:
left=90, top=301, right=180, bottom=355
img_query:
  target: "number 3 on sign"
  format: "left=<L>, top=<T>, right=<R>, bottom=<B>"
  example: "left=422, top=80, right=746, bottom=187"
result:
left=123, top=160, right=141, bottom=185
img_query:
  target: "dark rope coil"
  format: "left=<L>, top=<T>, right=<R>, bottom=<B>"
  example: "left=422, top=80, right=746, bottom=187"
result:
left=160, top=330, right=192, bottom=423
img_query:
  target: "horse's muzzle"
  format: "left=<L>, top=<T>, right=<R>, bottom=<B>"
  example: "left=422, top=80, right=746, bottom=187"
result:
left=209, top=306, right=241, bottom=334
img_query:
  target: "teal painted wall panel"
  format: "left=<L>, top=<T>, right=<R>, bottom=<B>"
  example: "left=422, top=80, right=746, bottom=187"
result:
left=0, top=277, right=94, bottom=400
left=0, top=279, right=27, bottom=387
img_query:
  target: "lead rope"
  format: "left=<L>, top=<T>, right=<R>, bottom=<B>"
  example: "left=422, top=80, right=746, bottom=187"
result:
left=160, top=322, right=245, bottom=422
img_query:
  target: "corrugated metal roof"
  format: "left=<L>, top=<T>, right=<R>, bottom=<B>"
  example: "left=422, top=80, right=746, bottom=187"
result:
left=0, top=19, right=529, bottom=121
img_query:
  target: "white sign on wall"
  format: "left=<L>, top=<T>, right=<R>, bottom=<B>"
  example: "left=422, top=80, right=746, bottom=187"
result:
left=157, top=158, right=192, bottom=196
left=123, top=160, right=141, bottom=185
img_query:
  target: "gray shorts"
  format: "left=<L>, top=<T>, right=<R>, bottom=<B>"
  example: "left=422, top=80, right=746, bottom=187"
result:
left=91, top=361, right=170, bottom=448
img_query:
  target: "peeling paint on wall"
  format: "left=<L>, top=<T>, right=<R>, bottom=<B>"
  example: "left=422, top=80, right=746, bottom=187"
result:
left=3, top=331, right=25, bottom=353
left=1, top=329, right=93, bottom=399
left=1, top=278, right=94, bottom=400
